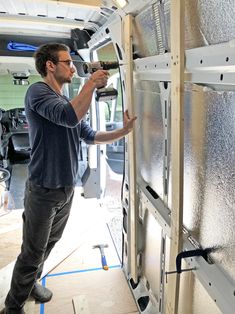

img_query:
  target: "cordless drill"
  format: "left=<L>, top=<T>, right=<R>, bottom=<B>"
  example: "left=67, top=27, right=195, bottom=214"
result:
left=83, top=61, right=119, bottom=102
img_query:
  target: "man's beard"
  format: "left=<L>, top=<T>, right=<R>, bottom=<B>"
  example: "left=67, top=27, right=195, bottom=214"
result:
left=63, top=77, right=72, bottom=84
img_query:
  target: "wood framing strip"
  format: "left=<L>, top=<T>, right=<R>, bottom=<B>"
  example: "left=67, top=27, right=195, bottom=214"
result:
left=123, top=14, right=138, bottom=281
left=166, top=0, right=185, bottom=313
left=51, top=0, right=101, bottom=8
left=72, top=295, right=91, bottom=314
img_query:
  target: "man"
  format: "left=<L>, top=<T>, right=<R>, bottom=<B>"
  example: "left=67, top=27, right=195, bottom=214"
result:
left=4, top=43, right=136, bottom=314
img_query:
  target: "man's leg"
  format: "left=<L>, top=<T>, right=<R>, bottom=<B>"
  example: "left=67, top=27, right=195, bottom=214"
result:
left=30, top=186, right=74, bottom=303
left=36, top=186, right=74, bottom=279
left=30, top=187, right=74, bottom=304
left=5, top=181, right=72, bottom=311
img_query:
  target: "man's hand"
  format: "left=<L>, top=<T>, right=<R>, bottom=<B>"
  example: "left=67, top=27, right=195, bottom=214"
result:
left=94, top=110, right=137, bottom=144
left=89, top=70, right=109, bottom=89
left=123, top=109, right=137, bottom=135
left=70, top=69, right=109, bottom=121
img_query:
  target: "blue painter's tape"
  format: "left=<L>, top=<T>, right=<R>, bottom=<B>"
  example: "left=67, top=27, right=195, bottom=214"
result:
left=47, top=264, right=121, bottom=278
left=37, top=264, right=121, bottom=313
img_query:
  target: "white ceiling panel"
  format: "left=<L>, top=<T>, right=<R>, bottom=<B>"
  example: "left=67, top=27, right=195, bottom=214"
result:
left=0, top=0, right=102, bottom=20
left=47, top=3, right=70, bottom=19
left=0, top=0, right=113, bottom=75
left=8, top=0, right=27, bottom=15
left=0, top=15, right=85, bottom=37
left=0, top=0, right=108, bottom=36
left=0, top=2, right=9, bottom=13
left=0, top=0, right=106, bottom=36
left=25, top=2, right=47, bottom=16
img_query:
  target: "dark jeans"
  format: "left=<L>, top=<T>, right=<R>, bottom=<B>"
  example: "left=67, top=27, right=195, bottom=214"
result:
left=5, top=180, right=74, bottom=310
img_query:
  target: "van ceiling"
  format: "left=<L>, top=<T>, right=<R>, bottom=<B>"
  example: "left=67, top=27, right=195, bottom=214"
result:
left=0, top=0, right=114, bottom=37
left=0, top=0, right=116, bottom=75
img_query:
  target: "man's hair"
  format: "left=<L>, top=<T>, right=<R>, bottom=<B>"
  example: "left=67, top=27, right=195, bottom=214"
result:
left=34, top=43, right=70, bottom=77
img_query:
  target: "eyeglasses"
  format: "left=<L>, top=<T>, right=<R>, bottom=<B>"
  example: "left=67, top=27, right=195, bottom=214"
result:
left=57, top=60, right=74, bottom=68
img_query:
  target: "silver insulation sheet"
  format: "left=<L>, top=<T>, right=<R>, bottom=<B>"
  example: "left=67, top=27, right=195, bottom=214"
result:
left=134, top=81, right=235, bottom=305
left=134, top=0, right=235, bottom=57
left=134, top=81, right=164, bottom=200
left=168, top=84, right=235, bottom=280
left=140, top=209, right=163, bottom=302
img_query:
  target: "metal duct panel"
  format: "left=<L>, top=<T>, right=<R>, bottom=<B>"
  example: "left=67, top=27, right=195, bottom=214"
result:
left=168, top=83, right=235, bottom=281
left=134, top=81, right=165, bottom=201
left=133, top=0, right=235, bottom=57
left=134, top=1, right=168, bottom=57
left=141, top=209, right=162, bottom=302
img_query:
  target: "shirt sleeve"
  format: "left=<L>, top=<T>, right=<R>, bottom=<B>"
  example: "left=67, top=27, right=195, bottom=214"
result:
left=80, top=120, right=97, bottom=144
left=25, top=82, right=78, bottom=128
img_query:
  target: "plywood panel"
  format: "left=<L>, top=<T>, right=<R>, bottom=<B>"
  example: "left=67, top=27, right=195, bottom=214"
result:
left=72, top=295, right=91, bottom=314
left=0, top=261, right=15, bottom=312
left=44, top=268, right=138, bottom=314
left=48, top=227, right=120, bottom=275
left=0, top=209, right=23, bottom=268
left=0, top=188, right=136, bottom=313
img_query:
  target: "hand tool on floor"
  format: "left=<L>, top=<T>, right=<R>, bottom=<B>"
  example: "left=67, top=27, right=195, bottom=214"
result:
left=92, top=244, right=109, bottom=270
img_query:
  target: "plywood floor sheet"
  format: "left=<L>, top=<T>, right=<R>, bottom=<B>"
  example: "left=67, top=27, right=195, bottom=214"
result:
left=0, top=187, right=138, bottom=314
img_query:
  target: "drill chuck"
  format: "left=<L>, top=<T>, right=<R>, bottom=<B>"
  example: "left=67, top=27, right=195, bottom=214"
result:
left=83, top=61, right=119, bottom=74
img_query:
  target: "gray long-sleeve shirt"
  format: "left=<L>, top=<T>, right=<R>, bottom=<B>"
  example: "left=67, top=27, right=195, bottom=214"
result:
left=25, top=81, right=96, bottom=188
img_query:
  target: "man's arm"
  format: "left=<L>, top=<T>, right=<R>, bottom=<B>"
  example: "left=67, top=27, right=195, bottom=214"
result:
left=94, top=110, right=137, bottom=144
left=70, top=70, right=109, bottom=121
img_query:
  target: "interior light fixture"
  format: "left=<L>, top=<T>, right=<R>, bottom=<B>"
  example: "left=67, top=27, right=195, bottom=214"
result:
left=113, top=0, right=128, bottom=9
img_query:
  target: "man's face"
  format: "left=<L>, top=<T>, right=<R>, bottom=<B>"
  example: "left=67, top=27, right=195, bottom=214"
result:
left=53, top=50, right=76, bottom=83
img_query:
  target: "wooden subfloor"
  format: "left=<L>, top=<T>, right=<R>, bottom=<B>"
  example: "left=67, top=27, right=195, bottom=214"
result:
left=0, top=187, right=138, bottom=314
